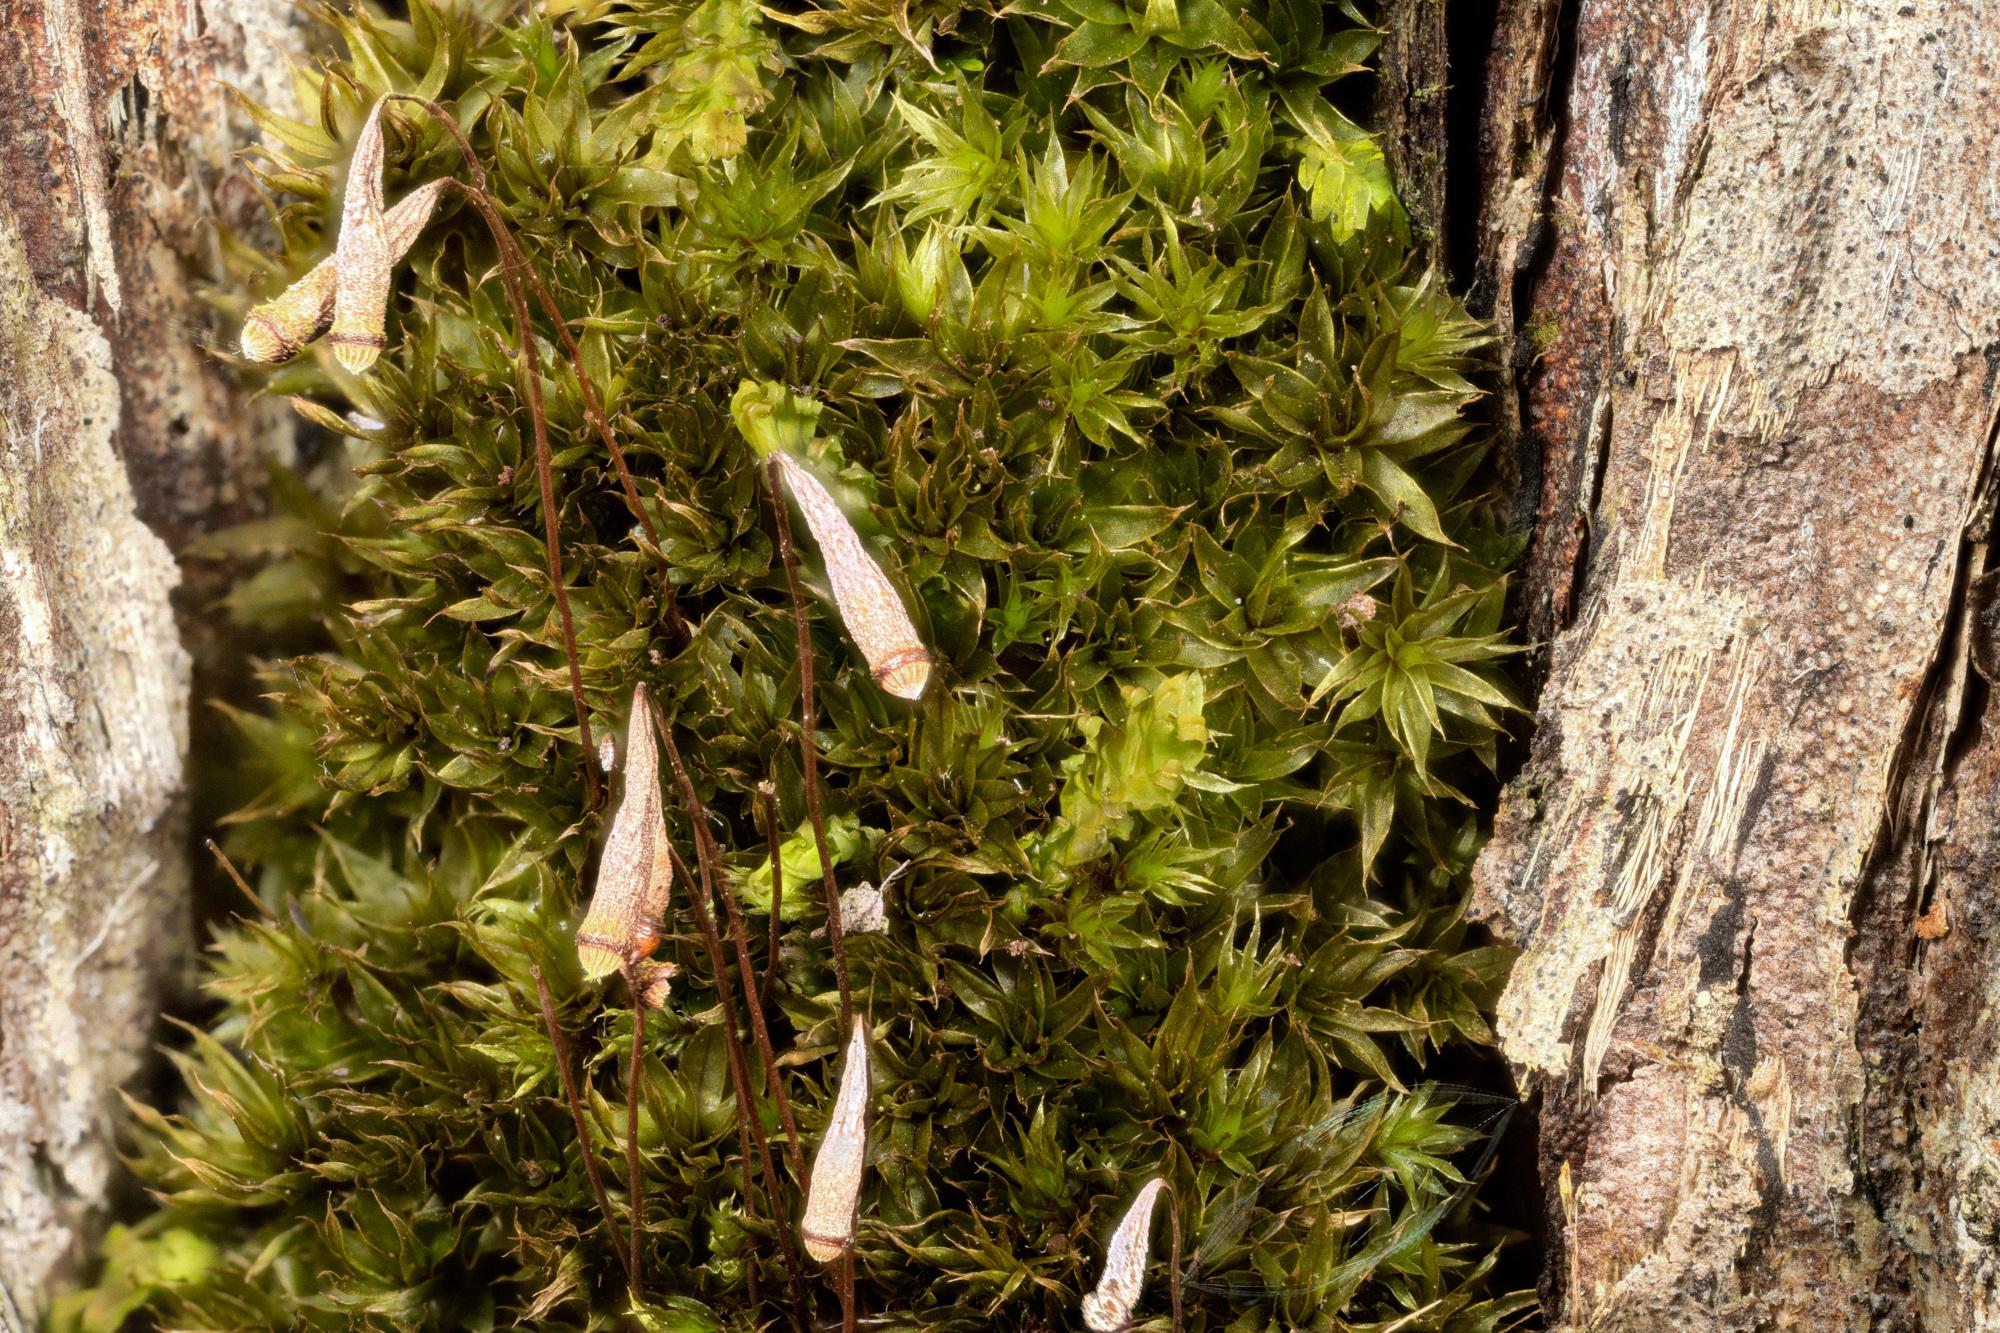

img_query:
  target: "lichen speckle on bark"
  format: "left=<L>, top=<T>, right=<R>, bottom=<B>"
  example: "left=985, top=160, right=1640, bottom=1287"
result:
left=0, top=0, right=305, bottom=1318
left=0, top=220, right=191, bottom=1324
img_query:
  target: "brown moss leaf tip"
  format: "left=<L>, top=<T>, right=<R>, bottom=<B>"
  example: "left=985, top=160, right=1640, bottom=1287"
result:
left=802, top=1015, right=871, bottom=1262
left=772, top=451, right=932, bottom=700
left=575, top=683, right=675, bottom=980
left=240, top=179, right=445, bottom=364
left=328, top=97, right=392, bottom=374
left=1083, top=1177, right=1166, bottom=1332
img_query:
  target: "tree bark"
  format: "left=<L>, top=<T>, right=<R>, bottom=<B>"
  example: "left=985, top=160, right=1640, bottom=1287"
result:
left=1370, top=0, right=1450, bottom=261
left=0, top=0, right=297, bottom=1323
left=1466, top=2, right=2000, bottom=1329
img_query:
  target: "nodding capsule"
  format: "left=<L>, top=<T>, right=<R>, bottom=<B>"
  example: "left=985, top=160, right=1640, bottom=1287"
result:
left=802, top=1016, right=872, bottom=1262
left=240, top=179, right=445, bottom=364
left=771, top=451, right=933, bottom=701
left=574, top=684, right=674, bottom=981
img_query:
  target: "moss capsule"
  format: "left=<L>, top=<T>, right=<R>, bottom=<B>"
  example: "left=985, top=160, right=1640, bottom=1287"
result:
left=328, top=98, right=392, bottom=374
left=1083, top=1177, right=1166, bottom=1332
left=574, top=684, right=675, bottom=980
left=240, top=180, right=444, bottom=364
left=772, top=451, right=932, bottom=700
left=802, top=1015, right=871, bottom=1262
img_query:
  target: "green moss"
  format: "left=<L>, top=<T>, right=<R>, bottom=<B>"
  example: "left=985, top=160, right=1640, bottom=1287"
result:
left=1522, top=313, right=1562, bottom=358
left=77, top=0, right=1532, bottom=1328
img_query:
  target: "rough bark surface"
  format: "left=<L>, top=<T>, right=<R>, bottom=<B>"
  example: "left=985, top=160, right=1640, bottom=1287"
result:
left=0, top=0, right=298, bottom=1322
left=1468, top=1, right=2000, bottom=1329
left=1370, top=0, right=1450, bottom=259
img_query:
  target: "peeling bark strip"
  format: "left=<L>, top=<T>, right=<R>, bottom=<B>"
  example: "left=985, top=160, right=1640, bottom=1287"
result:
left=1469, top=2, right=2000, bottom=1328
left=1880, top=586, right=2000, bottom=1330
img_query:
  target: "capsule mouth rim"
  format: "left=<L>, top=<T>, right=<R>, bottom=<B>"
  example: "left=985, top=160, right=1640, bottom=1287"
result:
left=872, top=647, right=933, bottom=700
left=800, top=1226, right=852, bottom=1263
left=575, top=929, right=650, bottom=979
left=329, top=338, right=386, bottom=373
left=239, top=314, right=300, bottom=363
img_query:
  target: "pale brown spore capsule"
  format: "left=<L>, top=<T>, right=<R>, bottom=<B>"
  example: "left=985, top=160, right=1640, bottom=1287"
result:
left=631, top=958, right=680, bottom=1009
left=1083, top=1177, right=1166, bottom=1332
left=771, top=451, right=933, bottom=700
left=802, top=1015, right=872, bottom=1262
left=574, top=684, right=675, bottom=980
left=329, top=98, right=392, bottom=374
left=239, top=263, right=338, bottom=365
left=240, top=180, right=446, bottom=363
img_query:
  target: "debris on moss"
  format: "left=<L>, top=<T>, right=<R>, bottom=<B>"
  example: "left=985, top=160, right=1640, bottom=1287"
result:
left=72, top=0, right=1535, bottom=1328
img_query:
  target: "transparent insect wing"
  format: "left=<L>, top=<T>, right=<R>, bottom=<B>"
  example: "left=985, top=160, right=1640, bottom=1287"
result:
left=329, top=98, right=392, bottom=374
left=802, top=1015, right=871, bottom=1262
left=773, top=452, right=933, bottom=700
left=241, top=180, right=445, bottom=363
left=1083, top=1177, right=1166, bottom=1332
left=574, top=684, right=674, bottom=979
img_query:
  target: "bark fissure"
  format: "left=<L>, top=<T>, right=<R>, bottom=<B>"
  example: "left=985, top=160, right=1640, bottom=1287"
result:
left=1848, top=387, right=2000, bottom=1331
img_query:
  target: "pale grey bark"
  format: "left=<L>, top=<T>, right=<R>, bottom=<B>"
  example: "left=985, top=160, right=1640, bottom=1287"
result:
left=0, top=227, right=191, bottom=1327
left=0, top=0, right=300, bottom=1321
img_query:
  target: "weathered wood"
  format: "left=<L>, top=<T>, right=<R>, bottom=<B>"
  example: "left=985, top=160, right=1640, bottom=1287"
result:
left=1467, top=1, right=2000, bottom=1328
left=0, top=0, right=297, bottom=1321
left=1369, top=0, right=1450, bottom=259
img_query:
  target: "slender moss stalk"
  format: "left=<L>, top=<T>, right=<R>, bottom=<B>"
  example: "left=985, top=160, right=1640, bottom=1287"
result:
left=530, top=967, right=636, bottom=1293
left=757, top=783, right=783, bottom=1013
left=660, top=840, right=806, bottom=1320
left=619, top=963, right=648, bottom=1301
left=204, top=839, right=275, bottom=923
left=377, top=146, right=598, bottom=806
left=656, top=723, right=808, bottom=1182
left=763, top=458, right=853, bottom=1030
left=382, top=94, right=687, bottom=644
left=842, top=1247, right=857, bottom=1333
left=514, top=269, right=689, bottom=644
